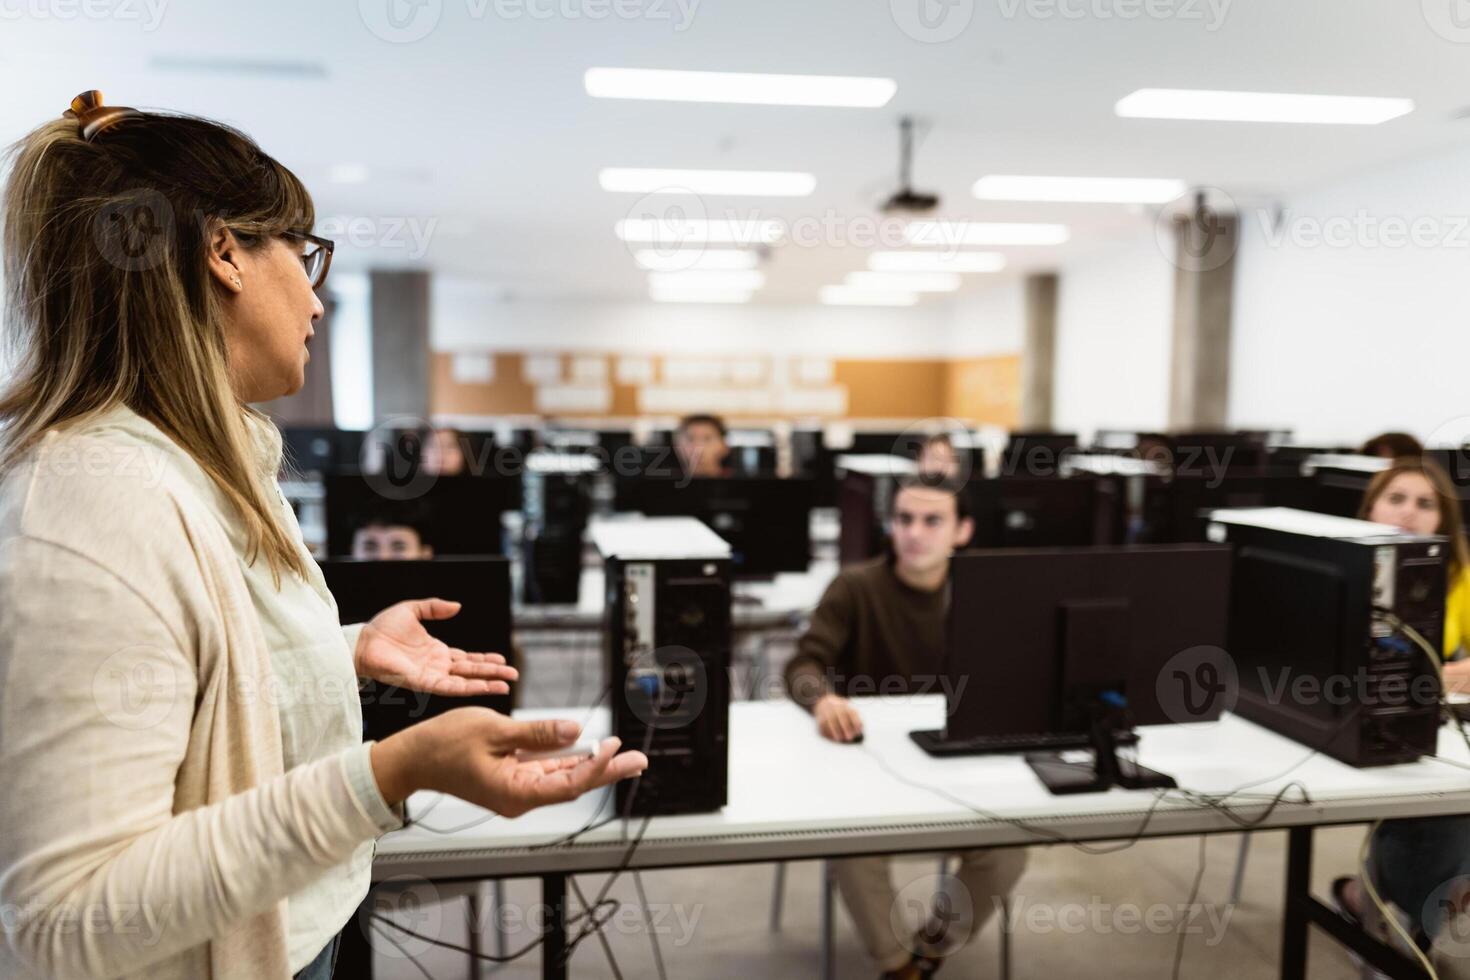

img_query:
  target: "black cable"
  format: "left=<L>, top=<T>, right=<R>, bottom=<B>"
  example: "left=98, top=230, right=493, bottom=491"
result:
left=569, top=875, right=626, bottom=980
left=369, top=919, right=437, bottom=980
left=632, top=868, right=669, bottom=980
left=1171, top=835, right=1210, bottom=980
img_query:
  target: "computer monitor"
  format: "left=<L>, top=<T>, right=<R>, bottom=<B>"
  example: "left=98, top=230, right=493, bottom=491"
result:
left=999, top=432, right=1079, bottom=477
left=848, top=431, right=920, bottom=457
left=281, top=426, right=366, bottom=477
left=319, top=556, right=514, bottom=740
left=1166, top=432, right=1268, bottom=477
left=323, top=473, right=509, bottom=558
left=967, top=476, right=1119, bottom=548
left=791, top=428, right=838, bottom=508
left=611, top=447, right=687, bottom=509
left=617, top=476, right=814, bottom=576
left=1135, top=473, right=1316, bottom=542
left=915, top=545, right=1233, bottom=794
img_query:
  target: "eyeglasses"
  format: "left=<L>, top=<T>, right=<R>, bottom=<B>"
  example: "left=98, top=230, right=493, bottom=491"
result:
left=281, top=230, right=335, bottom=289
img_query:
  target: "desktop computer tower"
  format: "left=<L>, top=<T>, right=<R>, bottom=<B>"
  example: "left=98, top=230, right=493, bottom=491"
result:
left=1208, top=508, right=1445, bottom=767
left=520, top=459, right=592, bottom=604
left=595, top=519, right=733, bottom=816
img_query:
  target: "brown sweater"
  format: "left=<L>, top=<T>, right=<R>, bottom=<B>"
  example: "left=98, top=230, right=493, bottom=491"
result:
left=785, top=557, right=949, bottom=708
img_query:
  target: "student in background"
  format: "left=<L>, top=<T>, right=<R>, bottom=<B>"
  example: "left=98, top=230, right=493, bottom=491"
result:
left=1362, top=431, right=1423, bottom=459
left=420, top=426, right=468, bottom=476
left=351, top=501, right=434, bottom=561
left=1330, top=459, right=1470, bottom=970
left=916, top=433, right=960, bottom=479
left=674, top=413, right=732, bottom=478
left=785, top=475, right=1025, bottom=980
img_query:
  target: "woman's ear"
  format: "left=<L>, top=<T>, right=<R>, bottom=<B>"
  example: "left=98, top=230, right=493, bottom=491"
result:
left=205, top=219, right=244, bottom=293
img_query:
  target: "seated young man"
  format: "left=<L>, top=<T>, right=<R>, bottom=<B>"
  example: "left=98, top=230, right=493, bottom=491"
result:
left=350, top=500, right=434, bottom=561
left=674, top=413, right=732, bottom=478
left=784, top=475, right=1026, bottom=980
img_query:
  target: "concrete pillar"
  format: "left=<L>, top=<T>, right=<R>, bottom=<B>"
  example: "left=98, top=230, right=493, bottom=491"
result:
left=1019, top=273, right=1059, bottom=429
left=1167, top=208, right=1238, bottom=430
left=370, top=270, right=432, bottom=422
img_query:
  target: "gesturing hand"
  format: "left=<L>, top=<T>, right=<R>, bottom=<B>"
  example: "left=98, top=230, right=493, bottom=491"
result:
left=371, top=708, right=650, bottom=815
left=355, top=598, right=517, bottom=697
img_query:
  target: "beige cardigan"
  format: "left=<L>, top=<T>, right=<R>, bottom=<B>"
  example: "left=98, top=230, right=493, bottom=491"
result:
left=0, top=410, right=400, bottom=980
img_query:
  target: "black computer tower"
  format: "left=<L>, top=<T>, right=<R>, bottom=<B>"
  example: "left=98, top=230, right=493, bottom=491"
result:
left=520, top=467, right=590, bottom=605
left=604, top=555, right=732, bottom=816
left=1212, top=511, right=1444, bottom=767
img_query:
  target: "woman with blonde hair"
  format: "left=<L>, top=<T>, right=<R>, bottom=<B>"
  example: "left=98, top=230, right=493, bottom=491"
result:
left=0, top=92, right=645, bottom=980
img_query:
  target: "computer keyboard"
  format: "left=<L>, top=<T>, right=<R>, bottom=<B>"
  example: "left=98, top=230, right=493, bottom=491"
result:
left=909, top=728, right=1140, bottom=757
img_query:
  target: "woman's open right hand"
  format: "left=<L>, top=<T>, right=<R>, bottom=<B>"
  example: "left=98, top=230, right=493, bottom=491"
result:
left=370, top=707, right=648, bottom=817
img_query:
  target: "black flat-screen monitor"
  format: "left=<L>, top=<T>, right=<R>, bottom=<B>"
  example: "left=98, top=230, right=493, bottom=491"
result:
left=319, top=556, right=514, bottom=739
left=617, top=476, right=814, bottom=576
left=967, top=476, right=1117, bottom=548
left=940, top=544, right=1233, bottom=742
left=324, top=473, right=509, bottom=558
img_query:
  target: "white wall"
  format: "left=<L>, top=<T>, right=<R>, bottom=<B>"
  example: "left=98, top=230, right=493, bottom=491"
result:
left=430, top=279, right=957, bottom=358
left=1052, top=233, right=1176, bottom=440
left=945, top=281, right=1026, bottom=358
left=1231, top=144, right=1470, bottom=447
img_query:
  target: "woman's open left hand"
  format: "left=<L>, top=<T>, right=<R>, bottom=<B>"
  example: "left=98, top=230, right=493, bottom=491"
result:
left=355, top=598, right=517, bottom=696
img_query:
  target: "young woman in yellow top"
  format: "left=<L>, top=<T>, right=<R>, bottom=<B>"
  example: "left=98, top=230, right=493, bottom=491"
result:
left=1332, top=458, right=1470, bottom=963
left=1359, top=459, right=1470, bottom=677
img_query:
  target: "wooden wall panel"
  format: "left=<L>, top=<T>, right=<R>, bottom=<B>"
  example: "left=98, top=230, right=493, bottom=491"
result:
left=831, top=360, right=948, bottom=419
left=946, top=355, right=1022, bottom=428
left=430, top=351, right=1021, bottom=424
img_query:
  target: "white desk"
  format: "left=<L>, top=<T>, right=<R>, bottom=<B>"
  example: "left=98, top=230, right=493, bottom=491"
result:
left=373, top=696, right=1470, bottom=980
left=511, top=560, right=839, bottom=634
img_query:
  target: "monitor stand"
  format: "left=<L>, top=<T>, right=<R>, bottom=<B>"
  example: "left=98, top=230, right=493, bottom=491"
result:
left=1024, top=708, right=1175, bottom=796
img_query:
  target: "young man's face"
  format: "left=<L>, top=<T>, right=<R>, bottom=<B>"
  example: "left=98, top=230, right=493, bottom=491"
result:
left=351, top=524, right=432, bottom=561
left=891, top=486, right=973, bottom=577
left=675, top=422, right=728, bottom=478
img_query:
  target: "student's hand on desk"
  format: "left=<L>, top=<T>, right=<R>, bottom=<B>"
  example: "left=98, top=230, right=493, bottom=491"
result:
left=355, top=598, right=518, bottom=696
left=1445, top=659, right=1470, bottom=695
left=370, top=707, right=649, bottom=815
left=813, top=693, right=864, bottom=743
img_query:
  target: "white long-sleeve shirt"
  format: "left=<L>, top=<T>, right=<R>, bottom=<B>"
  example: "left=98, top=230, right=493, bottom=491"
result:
left=0, top=405, right=402, bottom=979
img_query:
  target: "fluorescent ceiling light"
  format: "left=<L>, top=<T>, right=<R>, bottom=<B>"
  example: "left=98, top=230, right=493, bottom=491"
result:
left=616, top=218, right=784, bottom=245
left=904, top=222, right=1070, bottom=247
left=868, top=251, right=1006, bottom=273
left=1115, top=88, right=1414, bottom=125
left=585, top=68, right=896, bottom=107
left=846, top=271, right=961, bottom=293
left=634, top=249, right=759, bottom=271
left=819, top=286, right=918, bottom=307
left=647, top=271, right=766, bottom=291
left=973, top=175, right=1186, bottom=204
left=600, top=168, right=816, bottom=196
left=649, top=287, right=753, bottom=304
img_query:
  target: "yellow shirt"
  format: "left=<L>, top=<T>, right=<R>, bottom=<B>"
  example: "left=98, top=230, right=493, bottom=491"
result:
left=1446, top=570, right=1470, bottom=660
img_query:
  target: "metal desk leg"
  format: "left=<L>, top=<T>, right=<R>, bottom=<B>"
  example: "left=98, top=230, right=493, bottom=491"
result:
left=1230, top=833, right=1252, bottom=906
left=468, top=890, right=484, bottom=980
left=1281, top=825, right=1313, bottom=980
left=821, top=861, right=836, bottom=980
left=769, top=862, right=787, bottom=931
left=542, top=873, right=568, bottom=980
left=494, top=878, right=508, bottom=963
